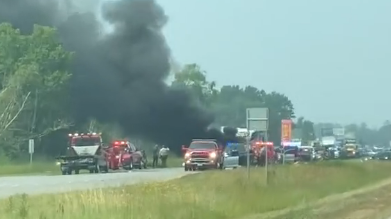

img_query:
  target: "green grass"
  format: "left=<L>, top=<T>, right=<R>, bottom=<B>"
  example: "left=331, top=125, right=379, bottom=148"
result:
left=0, top=154, right=183, bottom=176
left=0, top=161, right=59, bottom=176
left=2, top=161, right=391, bottom=219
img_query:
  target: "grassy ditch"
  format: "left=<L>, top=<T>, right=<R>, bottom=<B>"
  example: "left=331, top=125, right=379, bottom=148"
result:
left=1, top=161, right=391, bottom=219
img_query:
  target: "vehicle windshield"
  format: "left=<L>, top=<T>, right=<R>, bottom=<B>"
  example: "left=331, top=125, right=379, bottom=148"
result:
left=72, top=137, right=100, bottom=146
left=225, top=143, right=246, bottom=153
left=189, top=142, right=216, bottom=149
left=283, top=146, right=298, bottom=154
left=112, top=146, right=126, bottom=154
left=299, top=147, right=312, bottom=152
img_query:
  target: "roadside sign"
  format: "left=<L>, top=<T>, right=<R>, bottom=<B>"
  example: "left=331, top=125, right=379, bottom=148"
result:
left=29, top=139, right=34, bottom=165
left=246, top=108, right=269, bottom=131
left=29, top=139, right=34, bottom=154
left=333, top=128, right=345, bottom=136
left=245, top=107, right=269, bottom=181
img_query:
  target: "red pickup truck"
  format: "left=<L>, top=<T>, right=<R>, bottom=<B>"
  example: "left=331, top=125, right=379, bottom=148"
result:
left=182, top=139, right=224, bottom=171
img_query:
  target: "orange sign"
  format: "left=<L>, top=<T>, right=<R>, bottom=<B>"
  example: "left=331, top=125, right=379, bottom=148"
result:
left=281, top=120, right=292, bottom=142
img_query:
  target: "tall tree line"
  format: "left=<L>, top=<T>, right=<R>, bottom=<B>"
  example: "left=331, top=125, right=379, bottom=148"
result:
left=314, top=122, right=391, bottom=146
left=172, top=64, right=317, bottom=145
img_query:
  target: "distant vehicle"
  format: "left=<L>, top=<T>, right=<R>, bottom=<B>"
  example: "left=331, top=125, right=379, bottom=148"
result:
left=361, top=148, right=380, bottom=159
left=374, top=150, right=391, bottom=160
left=57, top=132, right=109, bottom=175
left=340, top=138, right=358, bottom=159
left=222, top=143, right=241, bottom=169
left=321, top=136, right=336, bottom=148
left=297, top=146, right=314, bottom=162
left=281, top=145, right=298, bottom=163
left=182, top=139, right=224, bottom=171
left=367, top=150, right=377, bottom=157
left=361, top=149, right=376, bottom=158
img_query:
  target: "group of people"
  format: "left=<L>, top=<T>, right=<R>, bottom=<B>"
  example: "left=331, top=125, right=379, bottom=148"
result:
left=152, top=144, right=170, bottom=168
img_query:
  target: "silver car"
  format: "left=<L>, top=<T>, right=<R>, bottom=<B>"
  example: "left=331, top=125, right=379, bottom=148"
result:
left=222, top=144, right=241, bottom=169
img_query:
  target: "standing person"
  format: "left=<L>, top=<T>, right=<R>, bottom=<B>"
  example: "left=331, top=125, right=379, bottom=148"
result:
left=141, top=149, right=148, bottom=168
left=159, top=145, right=170, bottom=168
left=152, top=144, right=160, bottom=168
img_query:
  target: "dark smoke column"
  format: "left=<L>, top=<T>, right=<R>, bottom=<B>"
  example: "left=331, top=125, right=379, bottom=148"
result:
left=64, top=0, right=217, bottom=152
left=0, top=0, right=216, bottom=152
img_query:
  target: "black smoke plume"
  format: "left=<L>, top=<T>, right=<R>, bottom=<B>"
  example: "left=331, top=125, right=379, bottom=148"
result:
left=0, top=0, right=223, bottom=152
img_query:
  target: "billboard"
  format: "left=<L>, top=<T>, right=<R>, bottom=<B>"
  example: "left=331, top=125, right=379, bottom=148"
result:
left=333, top=127, right=345, bottom=136
left=281, top=119, right=292, bottom=142
left=320, top=127, right=334, bottom=137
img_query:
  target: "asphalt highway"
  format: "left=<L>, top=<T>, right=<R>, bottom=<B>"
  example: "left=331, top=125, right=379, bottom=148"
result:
left=0, top=168, right=193, bottom=199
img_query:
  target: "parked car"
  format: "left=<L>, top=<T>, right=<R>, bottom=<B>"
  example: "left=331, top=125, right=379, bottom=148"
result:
left=374, top=150, right=391, bottom=160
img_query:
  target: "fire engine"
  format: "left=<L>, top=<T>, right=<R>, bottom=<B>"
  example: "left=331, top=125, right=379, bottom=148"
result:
left=250, top=141, right=275, bottom=166
left=182, top=139, right=224, bottom=171
left=57, top=132, right=109, bottom=175
left=106, top=140, right=145, bottom=170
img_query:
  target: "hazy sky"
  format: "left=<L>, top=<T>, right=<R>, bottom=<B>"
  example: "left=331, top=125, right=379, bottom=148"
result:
left=155, top=0, right=391, bottom=126
left=93, top=0, right=390, bottom=126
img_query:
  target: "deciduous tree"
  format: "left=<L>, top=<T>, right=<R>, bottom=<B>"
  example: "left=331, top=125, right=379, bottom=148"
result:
left=0, top=23, right=73, bottom=158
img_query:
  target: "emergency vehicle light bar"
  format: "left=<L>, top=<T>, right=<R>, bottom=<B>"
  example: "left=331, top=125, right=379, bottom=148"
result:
left=68, top=132, right=101, bottom=137
left=255, top=141, right=273, bottom=145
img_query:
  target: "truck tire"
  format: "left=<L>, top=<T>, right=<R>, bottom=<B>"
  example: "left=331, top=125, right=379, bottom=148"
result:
left=75, top=169, right=80, bottom=174
left=94, top=165, right=99, bottom=173
left=100, top=165, right=108, bottom=173
left=218, top=161, right=224, bottom=170
left=61, top=170, right=67, bottom=175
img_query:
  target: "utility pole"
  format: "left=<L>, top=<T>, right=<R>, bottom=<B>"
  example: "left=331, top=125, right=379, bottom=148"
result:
left=246, top=128, right=250, bottom=179
left=29, top=89, right=38, bottom=165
